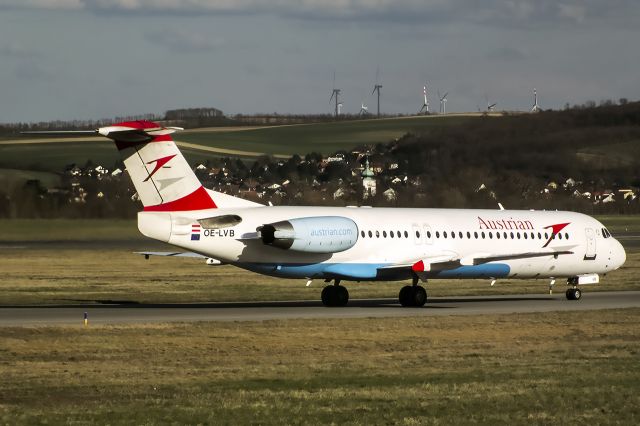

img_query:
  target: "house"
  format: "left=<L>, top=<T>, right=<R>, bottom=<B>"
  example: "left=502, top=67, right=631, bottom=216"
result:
left=383, top=188, right=397, bottom=201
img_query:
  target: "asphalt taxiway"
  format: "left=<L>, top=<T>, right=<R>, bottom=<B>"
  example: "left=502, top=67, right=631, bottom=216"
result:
left=1, top=291, right=638, bottom=326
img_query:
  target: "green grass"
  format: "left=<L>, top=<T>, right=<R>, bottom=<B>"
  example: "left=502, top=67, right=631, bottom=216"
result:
left=0, top=168, right=61, bottom=192
left=0, top=219, right=142, bottom=242
left=1, top=309, right=638, bottom=424
left=0, top=116, right=475, bottom=172
left=178, top=115, right=473, bottom=155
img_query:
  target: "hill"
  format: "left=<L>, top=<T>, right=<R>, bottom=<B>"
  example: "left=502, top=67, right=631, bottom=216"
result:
left=0, top=115, right=478, bottom=172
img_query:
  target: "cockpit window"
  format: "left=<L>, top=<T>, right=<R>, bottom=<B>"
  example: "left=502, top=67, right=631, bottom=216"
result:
left=602, top=228, right=612, bottom=238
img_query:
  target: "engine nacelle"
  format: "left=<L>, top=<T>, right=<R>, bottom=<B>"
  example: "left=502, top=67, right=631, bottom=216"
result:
left=260, top=216, right=358, bottom=254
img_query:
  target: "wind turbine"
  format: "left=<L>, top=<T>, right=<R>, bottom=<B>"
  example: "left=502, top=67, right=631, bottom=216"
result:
left=372, top=67, right=382, bottom=117
left=419, top=85, right=429, bottom=114
left=486, top=94, right=496, bottom=112
left=438, top=90, right=448, bottom=114
left=329, top=71, right=341, bottom=118
left=359, top=102, right=369, bottom=116
left=531, top=88, right=540, bottom=112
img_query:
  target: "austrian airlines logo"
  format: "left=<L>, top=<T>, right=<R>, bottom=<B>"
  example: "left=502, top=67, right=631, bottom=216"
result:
left=143, top=154, right=177, bottom=182
left=542, top=222, right=570, bottom=248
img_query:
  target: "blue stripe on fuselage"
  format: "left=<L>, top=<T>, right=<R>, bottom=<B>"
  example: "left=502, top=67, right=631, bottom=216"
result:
left=235, top=262, right=511, bottom=281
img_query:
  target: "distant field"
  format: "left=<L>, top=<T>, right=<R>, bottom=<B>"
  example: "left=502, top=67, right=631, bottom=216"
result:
left=177, top=115, right=474, bottom=155
left=1, top=309, right=638, bottom=424
left=0, top=115, right=475, bottom=172
left=0, top=168, right=61, bottom=193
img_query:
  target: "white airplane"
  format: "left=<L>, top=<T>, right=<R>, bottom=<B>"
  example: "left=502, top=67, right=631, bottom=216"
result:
left=55, top=121, right=628, bottom=307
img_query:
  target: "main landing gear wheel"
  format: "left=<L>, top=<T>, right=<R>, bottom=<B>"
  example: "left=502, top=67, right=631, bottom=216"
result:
left=566, top=288, right=582, bottom=301
left=399, top=285, right=427, bottom=307
left=321, top=284, right=349, bottom=307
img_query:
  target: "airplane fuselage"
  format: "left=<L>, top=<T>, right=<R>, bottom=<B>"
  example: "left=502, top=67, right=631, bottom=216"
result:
left=139, top=206, right=626, bottom=282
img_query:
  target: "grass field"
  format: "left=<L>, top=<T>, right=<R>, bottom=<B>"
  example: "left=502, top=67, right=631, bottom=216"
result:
left=1, top=309, right=638, bottom=424
left=0, top=115, right=474, bottom=172
left=177, top=115, right=473, bottom=156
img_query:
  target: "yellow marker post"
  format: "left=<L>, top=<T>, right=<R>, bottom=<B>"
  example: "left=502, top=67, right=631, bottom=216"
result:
left=84, top=312, right=88, bottom=327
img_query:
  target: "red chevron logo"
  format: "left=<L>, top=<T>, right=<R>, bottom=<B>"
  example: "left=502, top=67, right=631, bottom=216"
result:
left=143, top=154, right=177, bottom=182
left=542, top=222, right=570, bottom=248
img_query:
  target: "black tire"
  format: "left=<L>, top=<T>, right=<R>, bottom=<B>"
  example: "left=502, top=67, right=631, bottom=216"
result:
left=335, top=285, right=349, bottom=307
left=399, top=286, right=413, bottom=307
left=566, top=288, right=576, bottom=300
left=321, top=285, right=335, bottom=306
left=413, top=286, right=427, bottom=307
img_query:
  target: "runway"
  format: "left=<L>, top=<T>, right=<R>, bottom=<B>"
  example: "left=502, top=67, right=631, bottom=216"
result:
left=1, top=291, right=639, bottom=326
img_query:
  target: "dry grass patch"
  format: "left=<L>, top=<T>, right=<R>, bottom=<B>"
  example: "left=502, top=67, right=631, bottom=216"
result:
left=0, top=309, right=639, bottom=424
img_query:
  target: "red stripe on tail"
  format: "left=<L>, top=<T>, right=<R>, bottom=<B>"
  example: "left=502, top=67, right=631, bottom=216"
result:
left=143, top=186, right=217, bottom=212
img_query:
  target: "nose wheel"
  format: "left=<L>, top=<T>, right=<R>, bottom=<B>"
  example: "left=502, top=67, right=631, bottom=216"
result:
left=565, top=288, right=582, bottom=300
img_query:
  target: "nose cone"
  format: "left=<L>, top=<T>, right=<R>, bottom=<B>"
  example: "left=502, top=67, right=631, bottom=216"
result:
left=612, top=239, right=626, bottom=270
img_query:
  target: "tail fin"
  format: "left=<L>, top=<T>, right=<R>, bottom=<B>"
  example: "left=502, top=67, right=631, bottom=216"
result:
left=99, top=120, right=216, bottom=212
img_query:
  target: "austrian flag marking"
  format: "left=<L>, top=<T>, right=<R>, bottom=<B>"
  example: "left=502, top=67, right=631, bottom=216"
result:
left=191, top=224, right=201, bottom=241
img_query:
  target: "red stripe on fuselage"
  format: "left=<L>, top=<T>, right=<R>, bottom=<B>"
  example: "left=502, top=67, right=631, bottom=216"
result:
left=143, top=186, right=217, bottom=211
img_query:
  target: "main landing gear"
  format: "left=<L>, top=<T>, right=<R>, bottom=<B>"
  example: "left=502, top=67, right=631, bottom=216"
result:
left=321, top=279, right=349, bottom=307
left=399, top=275, right=427, bottom=307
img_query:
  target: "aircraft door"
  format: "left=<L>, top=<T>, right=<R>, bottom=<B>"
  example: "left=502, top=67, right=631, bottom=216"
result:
left=585, top=228, right=597, bottom=260
left=423, top=224, right=433, bottom=245
left=412, top=224, right=422, bottom=245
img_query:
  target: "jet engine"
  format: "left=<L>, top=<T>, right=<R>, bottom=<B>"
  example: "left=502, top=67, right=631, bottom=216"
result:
left=259, top=216, right=358, bottom=254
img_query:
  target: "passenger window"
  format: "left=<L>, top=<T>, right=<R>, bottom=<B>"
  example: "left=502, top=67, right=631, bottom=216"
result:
left=436, top=231, right=440, bottom=238
left=443, top=231, right=448, bottom=238
left=488, top=232, right=492, bottom=239
left=544, top=233, right=548, bottom=240
left=565, top=232, right=569, bottom=240
left=523, top=233, right=527, bottom=239
left=531, top=232, right=535, bottom=239
left=474, top=232, right=478, bottom=239
left=517, top=232, right=521, bottom=239
left=390, top=231, right=394, bottom=238
left=496, top=232, right=500, bottom=239
left=558, top=233, right=562, bottom=240
left=451, top=231, right=455, bottom=239
left=361, top=231, right=365, bottom=238
left=459, top=232, right=463, bottom=239
left=538, top=232, right=542, bottom=239
left=368, top=231, right=372, bottom=238
left=510, top=232, right=514, bottom=239
left=427, top=231, right=432, bottom=239
left=376, top=230, right=380, bottom=238
left=481, top=232, right=485, bottom=239
left=404, top=231, right=409, bottom=238
left=383, top=231, right=387, bottom=238
left=415, top=231, right=420, bottom=238
left=467, top=232, right=471, bottom=239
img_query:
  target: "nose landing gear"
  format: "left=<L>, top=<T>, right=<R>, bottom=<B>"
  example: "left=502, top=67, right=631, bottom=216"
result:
left=565, top=287, right=582, bottom=300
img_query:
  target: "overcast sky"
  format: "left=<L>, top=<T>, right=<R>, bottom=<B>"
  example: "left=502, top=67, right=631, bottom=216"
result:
left=1, top=1, right=639, bottom=122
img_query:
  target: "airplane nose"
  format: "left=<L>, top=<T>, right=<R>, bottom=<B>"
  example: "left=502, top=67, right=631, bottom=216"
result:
left=612, top=239, right=626, bottom=270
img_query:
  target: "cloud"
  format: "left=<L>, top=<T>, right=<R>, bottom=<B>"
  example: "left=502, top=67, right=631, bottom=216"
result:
left=144, top=29, right=225, bottom=52
left=487, top=46, right=526, bottom=62
left=0, top=42, right=37, bottom=58
left=4, top=0, right=638, bottom=28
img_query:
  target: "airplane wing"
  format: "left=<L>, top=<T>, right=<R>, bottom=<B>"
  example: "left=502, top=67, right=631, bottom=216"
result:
left=136, top=251, right=225, bottom=265
left=379, top=245, right=576, bottom=275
